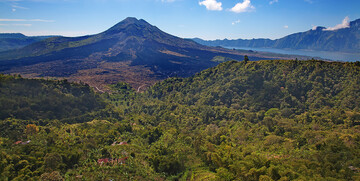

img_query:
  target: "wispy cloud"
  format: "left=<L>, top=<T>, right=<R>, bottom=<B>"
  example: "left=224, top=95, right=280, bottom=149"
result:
left=0, top=0, right=22, bottom=2
left=304, top=0, right=313, bottom=4
left=30, top=19, right=55, bottom=22
left=1, top=0, right=29, bottom=12
left=0, top=23, right=32, bottom=26
left=11, top=30, right=92, bottom=37
left=232, top=19, right=241, bottom=25
left=230, top=0, right=255, bottom=13
left=199, top=0, right=222, bottom=11
left=0, top=19, right=55, bottom=22
left=283, top=25, right=288, bottom=29
left=0, top=19, right=26, bottom=21
left=324, top=16, right=350, bottom=31
left=11, top=4, right=28, bottom=9
left=269, top=0, right=278, bottom=5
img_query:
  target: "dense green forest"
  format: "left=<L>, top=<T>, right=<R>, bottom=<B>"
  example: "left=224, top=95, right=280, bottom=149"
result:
left=1, top=59, right=360, bottom=180
left=0, top=75, right=107, bottom=122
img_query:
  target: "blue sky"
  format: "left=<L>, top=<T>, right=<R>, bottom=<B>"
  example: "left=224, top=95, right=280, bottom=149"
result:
left=0, top=0, right=359, bottom=40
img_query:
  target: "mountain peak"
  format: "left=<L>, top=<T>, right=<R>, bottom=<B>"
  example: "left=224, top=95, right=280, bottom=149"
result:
left=112, top=17, right=151, bottom=28
left=122, top=17, right=147, bottom=24
left=123, top=17, right=138, bottom=22
left=104, top=17, right=154, bottom=35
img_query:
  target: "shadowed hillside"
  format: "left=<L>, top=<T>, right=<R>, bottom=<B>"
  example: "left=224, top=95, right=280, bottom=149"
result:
left=0, top=33, right=57, bottom=52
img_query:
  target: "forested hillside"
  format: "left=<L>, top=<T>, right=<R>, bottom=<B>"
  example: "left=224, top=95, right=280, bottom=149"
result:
left=0, top=75, right=106, bottom=122
left=149, top=60, right=360, bottom=113
left=1, top=60, right=360, bottom=180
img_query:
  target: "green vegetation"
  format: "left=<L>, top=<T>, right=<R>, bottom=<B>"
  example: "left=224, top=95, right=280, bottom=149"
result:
left=1, top=60, right=360, bottom=180
left=0, top=75, right=107, bottom=123
left=211, top=56, right=237, bottom=63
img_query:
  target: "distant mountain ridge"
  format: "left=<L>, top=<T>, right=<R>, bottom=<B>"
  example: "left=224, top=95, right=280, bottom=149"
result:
left=193, top=18, right=360, bottom=53
left=0, top=33, right=57, bottom=52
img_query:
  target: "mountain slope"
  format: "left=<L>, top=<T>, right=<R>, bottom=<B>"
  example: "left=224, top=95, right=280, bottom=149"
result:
left=193, top=18, right=360, bottom=53
left=0, top=33, right=56, bottom=52
left=0, top=17, right=259, bottom=90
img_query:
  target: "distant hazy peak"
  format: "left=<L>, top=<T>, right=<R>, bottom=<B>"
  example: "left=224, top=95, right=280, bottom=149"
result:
left=0, top=33, right=27, bottom=39
left=193, top=17, right=360, bottom=53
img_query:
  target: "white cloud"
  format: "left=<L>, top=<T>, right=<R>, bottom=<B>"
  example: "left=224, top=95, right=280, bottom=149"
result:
left=0, top=19, right=25, bottom=21
left=232, top=19, right=241, bottom=25
left=284, top=25, right=288, bottom=29
left=30, top=19, right=55, bottom=22
left=23, top=31, right=92, bottom=37
left=304, top=0, right=313, bottom=4
left=0, top=19, right=54, bottom=22
left=324, top=16, right=350, bottom=31
left=12, top=4, right=28, bottom=9
left=199, top=0, right=222, bottom=11
left=269, top=0, right=278, bottom=5
left=230, top=0, right=255, bottom=13
left=0, top=23, right=32, bottom=26
left=0, top=29, right=94, bottom=36
left=1, top=0, right=29, bottom=12
left=13, top=24, right=32, bottom=26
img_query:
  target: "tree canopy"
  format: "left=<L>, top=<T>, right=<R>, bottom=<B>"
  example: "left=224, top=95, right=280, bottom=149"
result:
left=0, top=59, right=359, bottom=180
